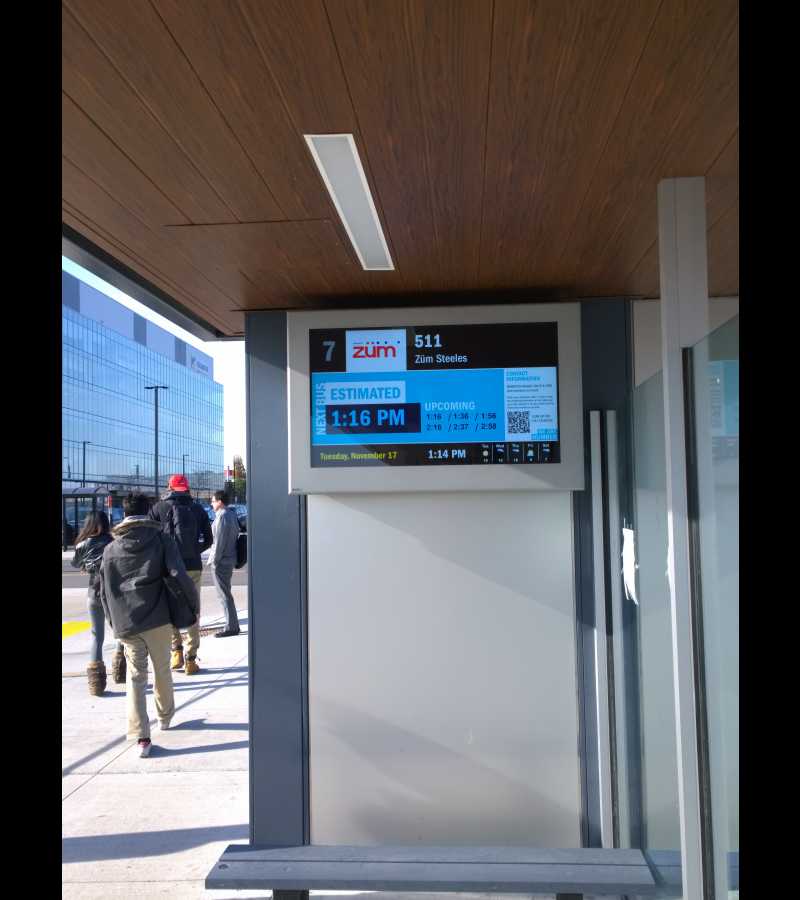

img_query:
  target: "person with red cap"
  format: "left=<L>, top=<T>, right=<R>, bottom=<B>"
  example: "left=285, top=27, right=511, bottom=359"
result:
left=148, top=474, right=213, bottom=674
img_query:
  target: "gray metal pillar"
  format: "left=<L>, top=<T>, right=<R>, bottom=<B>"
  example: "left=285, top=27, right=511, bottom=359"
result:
left=574, top=299, right=640, bottom=850
left=246, top=311, right=309, bottom=845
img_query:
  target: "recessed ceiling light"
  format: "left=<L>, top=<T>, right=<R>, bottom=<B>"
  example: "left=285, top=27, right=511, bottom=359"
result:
left=304, top=134, right=394, bottom=271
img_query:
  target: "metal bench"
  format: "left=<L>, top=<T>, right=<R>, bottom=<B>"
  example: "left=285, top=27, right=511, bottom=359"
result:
left=206, top=844, right=670, bottom=899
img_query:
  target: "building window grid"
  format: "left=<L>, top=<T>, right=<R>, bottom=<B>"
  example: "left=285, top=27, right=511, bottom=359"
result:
left=62, top=305, right=223, bottom=490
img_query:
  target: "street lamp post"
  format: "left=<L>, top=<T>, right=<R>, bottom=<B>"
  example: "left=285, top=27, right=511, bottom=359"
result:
left=182, top=453, right=188, bottom=477
left=82, top=441, right=92, bottom=487
left=145, top=385, right=169, bottom=497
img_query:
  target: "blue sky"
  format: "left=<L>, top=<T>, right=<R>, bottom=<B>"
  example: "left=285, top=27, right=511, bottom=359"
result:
left=62, top=257, right=246, bottom=466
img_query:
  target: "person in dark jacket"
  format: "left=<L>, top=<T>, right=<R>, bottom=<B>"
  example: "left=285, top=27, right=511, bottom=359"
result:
left=72, top=511, right=119, bottom=695
left=99, top=492, right=196, bottom=757
left=148, top=474, right=213, bottom=675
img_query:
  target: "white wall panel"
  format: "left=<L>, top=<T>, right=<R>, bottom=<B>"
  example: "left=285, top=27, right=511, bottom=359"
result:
left=307, top=491, right=581, bottom=847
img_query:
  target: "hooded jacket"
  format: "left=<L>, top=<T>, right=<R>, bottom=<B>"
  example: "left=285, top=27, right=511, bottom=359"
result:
left=99, top=516, right=195, bottom=639
left=71, top=533, right=113, bottom=584
left=149, top=491, right=213, bottom=571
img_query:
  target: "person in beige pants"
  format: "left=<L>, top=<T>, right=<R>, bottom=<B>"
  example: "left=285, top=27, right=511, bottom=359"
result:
left=99, top=493, right=196, bottom=757
left=120, top=623, right=175, bottom=741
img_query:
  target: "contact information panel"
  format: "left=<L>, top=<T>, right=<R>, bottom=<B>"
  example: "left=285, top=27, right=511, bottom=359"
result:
left=309, top=322, right=560, bottom=467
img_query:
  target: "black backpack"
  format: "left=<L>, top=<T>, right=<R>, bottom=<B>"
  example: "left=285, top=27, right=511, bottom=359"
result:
left=235, top=532, right=247, bottom=569
left=167, top=501, right=199, bottom=560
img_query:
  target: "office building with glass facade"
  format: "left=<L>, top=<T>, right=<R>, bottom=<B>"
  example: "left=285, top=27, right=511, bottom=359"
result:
left=62, top=269, right=223, bottom=501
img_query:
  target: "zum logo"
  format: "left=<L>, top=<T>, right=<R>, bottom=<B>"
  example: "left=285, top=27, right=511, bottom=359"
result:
left=351, top=341, right=398, bottom=359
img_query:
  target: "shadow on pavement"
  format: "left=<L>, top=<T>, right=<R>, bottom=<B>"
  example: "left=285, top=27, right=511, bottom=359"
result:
left=172, top=719, right=248, bottom=731
left=168, top=677, right=248, bottom=693
left=62, top=823, right=248, bottom=862
left=63, top=657, right=248, bottom=777
left=148, top=739, right=248, bottom=757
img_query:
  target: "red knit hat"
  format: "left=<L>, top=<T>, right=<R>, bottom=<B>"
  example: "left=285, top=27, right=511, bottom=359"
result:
left=168, top=474, right=190, bottom=492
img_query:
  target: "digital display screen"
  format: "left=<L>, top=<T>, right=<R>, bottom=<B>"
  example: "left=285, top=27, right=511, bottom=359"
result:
left=309, top=322, right=560, bottom=467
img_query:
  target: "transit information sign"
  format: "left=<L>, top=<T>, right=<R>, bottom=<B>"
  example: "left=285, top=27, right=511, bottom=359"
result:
left=309, top=322, right=560, bottom=467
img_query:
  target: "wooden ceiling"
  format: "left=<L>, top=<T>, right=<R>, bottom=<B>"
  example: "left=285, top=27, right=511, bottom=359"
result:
left=62, top=0, right=738, bottom=337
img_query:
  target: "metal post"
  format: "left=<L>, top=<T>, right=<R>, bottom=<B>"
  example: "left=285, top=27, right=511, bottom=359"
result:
left=145, top=386, right=169, bottom=498
left=154, top=391, right=159, bottom=496
left=82, top=441, right=91, bottom=487
left=183, top=453, right=188, bottom=477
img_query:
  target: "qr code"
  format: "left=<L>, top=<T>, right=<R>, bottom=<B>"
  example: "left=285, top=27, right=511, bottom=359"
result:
left=507, top=410, right=530, bottom=434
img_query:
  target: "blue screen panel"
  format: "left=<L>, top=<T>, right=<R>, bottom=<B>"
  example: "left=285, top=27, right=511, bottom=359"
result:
left=309, top=322, right=560, bottom=467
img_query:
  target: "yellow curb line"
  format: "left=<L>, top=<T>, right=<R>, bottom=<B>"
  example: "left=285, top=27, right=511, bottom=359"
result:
left=63, top=621, right=90, bottom=639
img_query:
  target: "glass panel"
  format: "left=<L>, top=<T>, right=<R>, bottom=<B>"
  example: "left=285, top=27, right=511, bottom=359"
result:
left=611, top=351, right=684, bottom=893
left=690, top=315, right=739, bottom=898
left=631, top=370, right=682, bottom=855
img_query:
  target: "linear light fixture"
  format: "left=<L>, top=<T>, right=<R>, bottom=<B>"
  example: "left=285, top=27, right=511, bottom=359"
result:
left=304, top=134, right=394, bottom=271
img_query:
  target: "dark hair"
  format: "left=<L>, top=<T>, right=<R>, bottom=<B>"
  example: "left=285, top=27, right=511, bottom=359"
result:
left=213, top=490, right=229, bottom=505
left=76, top=510, right=111, bottom=544
left=123, top=492, right=150, bottom=517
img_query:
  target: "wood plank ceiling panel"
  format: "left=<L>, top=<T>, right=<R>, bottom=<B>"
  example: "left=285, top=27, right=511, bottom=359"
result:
left=64, top=0, right=284, bottom=223
left=63, top=157, right=243, bottom=333
left=154, top=0, right=329, bottom=222
left=62, top=6, right=235, bottom=225
left=326, top=0, right=491, bottom=293
left=237, top=0, right=407, bottom=294
left=165, top=220, right=367, bottom=307
left=588, top=20, right=738, bottom=296
left=706, top=129, right=738, bottom=236
left=707, top=201, right=738, bottom=300
left=625, top=128, right=738, bottom=298
left=62, top=92, right=189, bottom=230
left=62, top=0, right=738, bottom=329
left=560, top=0, right=738, bottom=295
left=64, top=201, right=242, bottom=334
left=479, top=0, right=661, bottom=292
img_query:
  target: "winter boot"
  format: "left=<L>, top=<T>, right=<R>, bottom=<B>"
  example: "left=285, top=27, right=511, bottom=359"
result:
left=184, top=655, right=200, bottom=675
left=87, top=661, right=107, bottom=696
left=171, top=647, right=185, bottom=671
left=111, top=649, right=127, bottom=684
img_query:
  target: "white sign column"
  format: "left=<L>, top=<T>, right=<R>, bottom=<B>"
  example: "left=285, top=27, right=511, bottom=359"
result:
left=657, top=176, right=709, bottom=900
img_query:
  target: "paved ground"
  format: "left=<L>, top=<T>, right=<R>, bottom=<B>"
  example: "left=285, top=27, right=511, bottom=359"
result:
left=62, top=582, right=273, bottom=898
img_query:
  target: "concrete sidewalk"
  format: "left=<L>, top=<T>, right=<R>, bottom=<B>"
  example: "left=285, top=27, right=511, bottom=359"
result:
left=62, top=586, right=270, bottom=898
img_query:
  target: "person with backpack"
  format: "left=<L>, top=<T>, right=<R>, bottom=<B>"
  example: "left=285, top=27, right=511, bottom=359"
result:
left=148, top=474, right=213, bottom=674
left=99, top=492, right=197, bottom=757
left=208, top=490, right=241, bottom=637
left=71, top=510, right=125, bottom=695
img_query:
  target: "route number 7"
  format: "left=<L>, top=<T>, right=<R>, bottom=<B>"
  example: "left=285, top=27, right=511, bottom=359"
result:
left=322, top=340, right=336, bottom=362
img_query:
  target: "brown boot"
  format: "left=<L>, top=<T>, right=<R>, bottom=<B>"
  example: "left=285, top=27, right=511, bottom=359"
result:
left=111, top=649, right=127, bottom=684
left=184, top=655, right=200, bottom=675
left=87, top=661, right=107, bottom=696
left=171, top=647, right=185, bottom=670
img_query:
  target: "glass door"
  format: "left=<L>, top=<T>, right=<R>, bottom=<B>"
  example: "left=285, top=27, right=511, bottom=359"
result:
left=687, top=315, right=739, bottom=898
